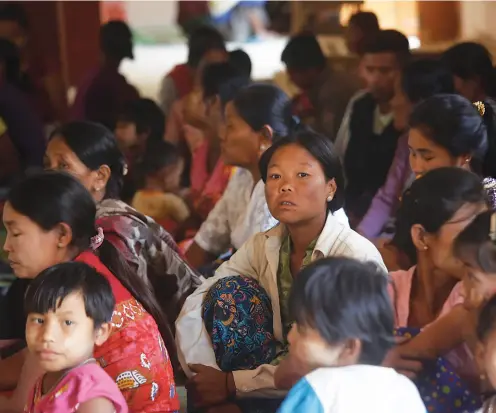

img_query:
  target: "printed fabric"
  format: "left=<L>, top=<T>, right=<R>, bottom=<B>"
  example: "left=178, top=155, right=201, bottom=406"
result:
left=75, top=251, right=180, bottom=413
left=395, top=327, right=481, bottom=413
left=202, top=275, right=282, bottom=413
left=24, top=362, right=128, bottom=413
left=96, top=198, right=202, bottom=325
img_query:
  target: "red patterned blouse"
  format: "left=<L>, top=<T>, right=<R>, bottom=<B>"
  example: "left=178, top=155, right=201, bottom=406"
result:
left=74, top=251, right=180, bottom=412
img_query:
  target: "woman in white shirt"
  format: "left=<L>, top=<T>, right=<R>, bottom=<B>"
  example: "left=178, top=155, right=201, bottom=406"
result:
left=186, top=84, right=349, bottom=275
left=185, top=84, right=293, bottom=271
left=177, top=130, right=384, bottom=413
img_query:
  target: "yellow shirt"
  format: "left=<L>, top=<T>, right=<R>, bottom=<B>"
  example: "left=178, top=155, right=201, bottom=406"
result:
left=132, top=190, right=190, bottom=223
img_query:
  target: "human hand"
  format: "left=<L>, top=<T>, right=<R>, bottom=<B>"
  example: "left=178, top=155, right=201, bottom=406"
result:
left=382, top=337, right=426, bottom=379
left=186, top=364, right=235, bottom=408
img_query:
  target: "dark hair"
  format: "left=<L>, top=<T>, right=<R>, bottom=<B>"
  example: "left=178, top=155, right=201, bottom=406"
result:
left=454, top=210, right=496, bottom=273
left=290, top=257, right=394, bottom=365
left=281, top=32, right=326, bottom=70
left=232, top=83, right=293, bottom=139
left=100, top=20, right=133, bottom=60
left=401, top=59, right=454, bottom=104
left=0, top=38, right=20, bottom=85
left=348, top=11, right=380, bottom=33
left=8, top=171, right=177, bottom=368
left=140, top=141, right=180, bottom=177
left=25, top=262, right=115, bottom=330
left=392, top=167, right=487, bottom=264
left=202, top=62, right=242, bottom=99
left=187, top=25, right=226, bottom=68
left=477, top=295, right=496, bottom=342
left=0, top=3, right=29, bottom=30
left=409, top=94, right=488, bottom=175
left=442, top=42, right=495, bottom=97
left=259, top=128, right=345, bottom=213
left=50, top=121, right=126, bottom=200
left=362, top=29, right=410, bottom=66
left=117, top=98, right=165, bottom=145
left=229, top=49, right=252, bottom=78
left=218, top=76, right=251, bottom=109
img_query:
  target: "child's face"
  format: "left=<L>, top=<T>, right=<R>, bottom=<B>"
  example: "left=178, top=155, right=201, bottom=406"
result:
left=462, top=264, right=496, bottom=310
left=288, top=323, right=360, bottom=370
left=157, top=159, right=184, bottom=193
left=115, top=120, right=140, bottom=149
left=26, top=292, right=110, bottom=373
left=478, top=329, right=496, bottom=389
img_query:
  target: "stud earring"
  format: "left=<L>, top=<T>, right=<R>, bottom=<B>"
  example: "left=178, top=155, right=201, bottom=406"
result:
left=326, top=195, right=333, bottom=202
left=57, top=242, right=63, bottom=248
left=423, top=245, right=428, bottom=251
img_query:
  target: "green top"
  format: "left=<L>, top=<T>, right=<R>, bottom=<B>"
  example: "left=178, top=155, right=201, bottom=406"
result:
left=271, top=235, right=317, bottom=365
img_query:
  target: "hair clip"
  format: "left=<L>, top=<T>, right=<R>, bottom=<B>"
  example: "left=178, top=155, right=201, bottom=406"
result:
left=490, top=213, right=496, bottom=242
left=90, top=227, right=105, bottom=251
left=473, top=101, right=486, bottom=117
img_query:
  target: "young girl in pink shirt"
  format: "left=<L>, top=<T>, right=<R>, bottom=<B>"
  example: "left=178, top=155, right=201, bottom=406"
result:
left=23, top=262, right=128, bottom=413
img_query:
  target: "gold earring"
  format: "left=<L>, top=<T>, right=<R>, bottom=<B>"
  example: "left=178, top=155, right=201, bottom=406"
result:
left=57, top=242, right=63, bottom=248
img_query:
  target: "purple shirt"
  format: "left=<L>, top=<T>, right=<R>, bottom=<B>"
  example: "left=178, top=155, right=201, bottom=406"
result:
left=357, top=133, right=412, bottom=238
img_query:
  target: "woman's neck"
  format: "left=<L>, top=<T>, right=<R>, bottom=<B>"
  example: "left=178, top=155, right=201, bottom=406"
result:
left=411, top=256, right=458, bottom=320
left=287, top=212, right=327, bottom=255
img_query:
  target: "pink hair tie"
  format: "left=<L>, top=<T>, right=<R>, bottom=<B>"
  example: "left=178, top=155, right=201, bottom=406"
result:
left=90, top=227, right=104, bottom=251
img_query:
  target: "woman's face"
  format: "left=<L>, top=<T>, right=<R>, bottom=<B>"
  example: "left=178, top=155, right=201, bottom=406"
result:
left=45, top=136, right=105, bottom=201
left=408, top=128, right=466, bottom=179
left=221, top=102, right=261, bottom=167
left=419, top=202, right=487, bottom=279
left=265, top=143, right=335, bottom=226
left=391, top=77, right=411, bottom=131
left=3, top=202, right=66, bottom=279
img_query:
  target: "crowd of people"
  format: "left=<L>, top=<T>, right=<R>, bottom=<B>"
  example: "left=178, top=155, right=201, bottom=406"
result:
left=1, top=4, right=496, bottom=413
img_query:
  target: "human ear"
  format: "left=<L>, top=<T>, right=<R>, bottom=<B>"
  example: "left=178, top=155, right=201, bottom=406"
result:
left=93, top=165, right=111, bottom=193
left=336, top=338, right=362, bottom=366
left=411, top=224, right=429, bottom=252
left=94, top=322, right=112, bottom=346
left=325, top=178, right=337, bottom=202
left=54, top=222, right=73, bottom=249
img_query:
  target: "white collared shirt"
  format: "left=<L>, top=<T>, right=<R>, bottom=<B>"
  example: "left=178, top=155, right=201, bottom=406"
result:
left=176, top=213, right=385, bottom=397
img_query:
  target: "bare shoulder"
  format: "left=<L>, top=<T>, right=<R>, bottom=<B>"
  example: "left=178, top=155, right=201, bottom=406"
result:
left=76, top=397, right=116, bottom=413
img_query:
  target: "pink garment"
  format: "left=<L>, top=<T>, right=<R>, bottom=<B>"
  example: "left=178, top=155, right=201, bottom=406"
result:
left=24, top=362, right=128, bottom=413
left=389, top=267, right=475, bottom=380
left=389, top=267, right=464, bottom=326
left=190, top=140, right=230, bottom=195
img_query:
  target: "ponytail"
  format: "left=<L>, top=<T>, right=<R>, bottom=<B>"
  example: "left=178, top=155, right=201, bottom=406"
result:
left=97, top=239, right=180, bottom=372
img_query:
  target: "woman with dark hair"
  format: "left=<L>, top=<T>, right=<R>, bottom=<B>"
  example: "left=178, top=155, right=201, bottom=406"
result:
left=44, top=121, right=201, bottom=327
left=383, top=168, right=487, bottom=412
left=380, top=94, right=496, bottom=271
left=357, top=59, right=455, bottom=238
left=177, top=129, right=383, bottom=413
left=184, top=83, right=291, bottom=269
left=0, top=172, right=179, bottom=412
left=443, top=42, right=496, bottom=178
